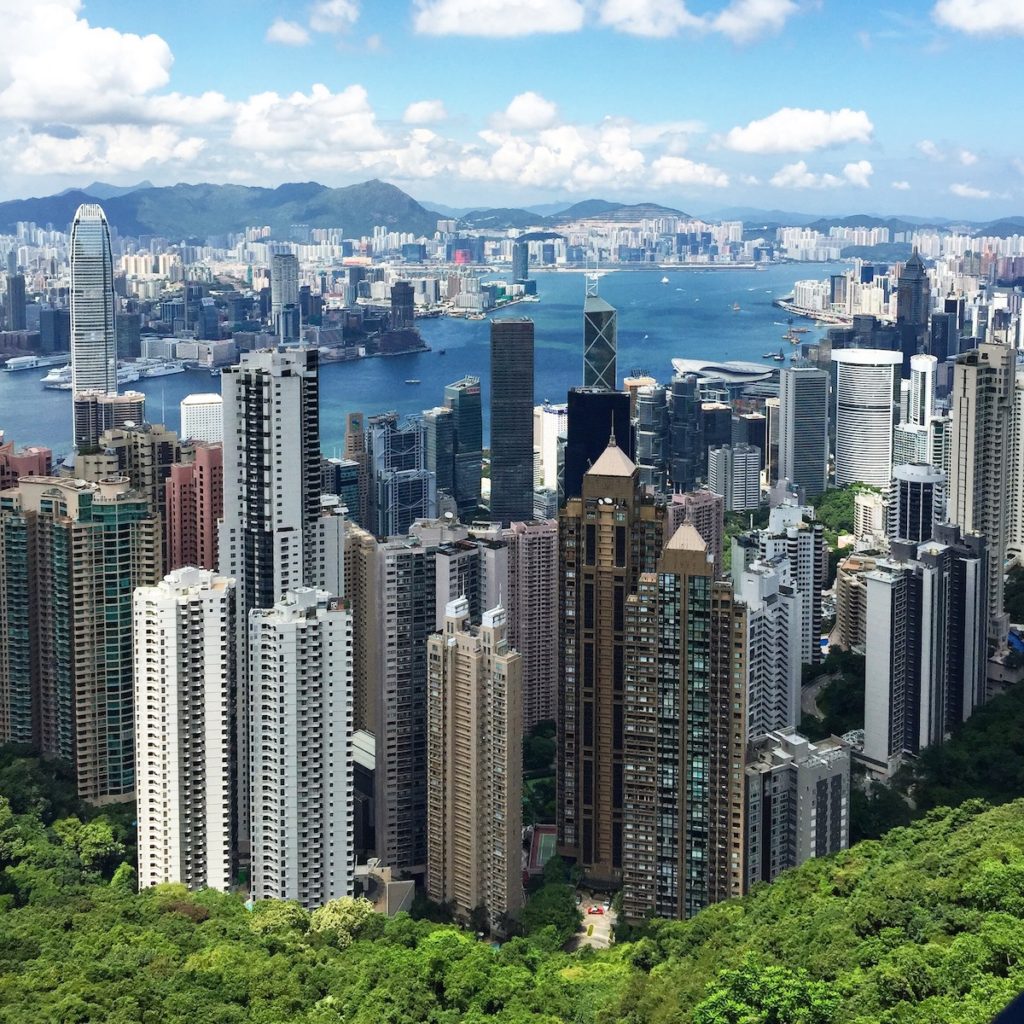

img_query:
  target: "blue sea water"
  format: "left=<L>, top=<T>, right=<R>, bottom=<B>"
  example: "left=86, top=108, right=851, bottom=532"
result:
left=0, top=264, right=832, bottom=460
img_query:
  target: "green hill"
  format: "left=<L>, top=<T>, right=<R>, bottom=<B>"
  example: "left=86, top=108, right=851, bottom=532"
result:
left=1, top=742, right=1022, bottom=1023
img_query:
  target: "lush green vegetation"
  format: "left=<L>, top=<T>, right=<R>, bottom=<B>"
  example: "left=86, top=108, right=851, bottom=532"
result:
left=1004, top=565, right=1024, bottom=625
left=524, top=720, right=557, bottom=826
left=3, top=749, right=1024, bottom=1022
left=812, top=484, right=879, bottom=551
left=799, top=650, right=865, bottom=742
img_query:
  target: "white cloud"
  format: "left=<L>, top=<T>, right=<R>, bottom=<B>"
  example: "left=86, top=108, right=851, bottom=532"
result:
left=499, top=92, right=559, bottom=131
left=933, top=0, right=1024, bottom=35
left=770, top=159, right=874, bottom=190
left=950, top=182, right=992, bottom=199
left=309, top=0, right=360, bottom=33
left=891, top=180, right=911, bottom=190
left=959, top=148, right=978, bottom=165
left=650, top=155, right=729, bottom=187
left=917, top=139, right=943, bottom=160
left=412, top=0, right=585, bottom=36
left=403, top=99, right=448, bottom=124
left=723, top=107, right=874, bottom=153
left=710, top=0, right=799, bottom=43
left=598, top=0, right=703, bottom=37
left=266, top=19, right=311, bottom=45
left=0, top=0, right=173, bottom=123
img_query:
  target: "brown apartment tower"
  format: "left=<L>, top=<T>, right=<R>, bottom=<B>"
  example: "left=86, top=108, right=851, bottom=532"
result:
left=621, top=524, right=747, bottom=920
left=557, top=435, right=665, bottom=885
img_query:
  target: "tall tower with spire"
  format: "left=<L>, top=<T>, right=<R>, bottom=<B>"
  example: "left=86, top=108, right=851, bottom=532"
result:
left=557, top=434, right=665, bottom=886
left=583, top=273, right=617, bottom=390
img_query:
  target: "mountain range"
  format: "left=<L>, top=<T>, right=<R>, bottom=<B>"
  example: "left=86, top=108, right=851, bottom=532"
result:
left=1, top=179, right=1023, bottom=240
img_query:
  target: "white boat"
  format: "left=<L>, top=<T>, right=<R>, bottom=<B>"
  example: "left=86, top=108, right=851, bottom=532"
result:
left=5, top=354, right=68, bottom=372
left=138, top=360, right=186, bottom=378
left=40, top=364, right=72, bottom=385
left=660, top=276, right=670, bottom=284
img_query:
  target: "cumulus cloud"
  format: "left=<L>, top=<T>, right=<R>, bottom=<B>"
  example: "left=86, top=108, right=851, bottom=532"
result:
left=933, top=0, right=1024, bottom=34
left=499, top=92, right=559, bottom=131
left=403, top=99, right=448, bottom=124
left=917, top=139, right=943, bottom=160
left=412, top=0, right=585, bottom=35
left=710, top=0, right=799, bottom=43
left=266, top=19, right=311, bottom=45
left=950, top=182, right=992, bottom=198
left=959, top=148, right=978, bottom=165
left=770, top=159, right=874, bottom=189
left=650, top=155, right=729, bottom=187
left=0, top=0, right=173, bottom=123
left=891, top=180, right=911, bottom=190
left=309, top=0, right=360, bottom=33
left=598, top=0, right=703, bottom=37
left=723, top=108, right=874, bottom=153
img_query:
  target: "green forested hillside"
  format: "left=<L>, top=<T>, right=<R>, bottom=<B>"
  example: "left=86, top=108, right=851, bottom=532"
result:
left=1, top=759, right=1023, bottom=1024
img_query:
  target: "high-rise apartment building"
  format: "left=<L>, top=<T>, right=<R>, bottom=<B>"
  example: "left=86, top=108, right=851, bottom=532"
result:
left=249, top=588, right=354, bottom=909
left=778, top=365, right=829, bottom=499
left=634, top=383, right=669, bottom=491
left=744, top=731, right=850, bottom=891
left=1010, top=371, right=1024, bottom=565
left=426, top=598, right=523, bottom=932
left=0, top=432, right=50, bottom=491
left=70, top=204, right=116, bottom=398
left=506, top=519, right=558, bottom=729
left=533, top=401, right=567, bottom=494
left=583, top=295, right=617, bottom=390
left=889, top=463, right=945, bottom=545
left=166, top=444, right=223, bottom=571
left=444, top=376, right=483, bottom=521
left=669, top=373, right=703, bottom=492
left=270, top=253, right=299, bottom=323
left=620, top=524, right=746, bottom=920
left=72, top=389, right=147, bottom=451
left=133, top=568, right=236, bottom=892
left=863, top=526, right=988, bottom=776
left=831, top=349, right=901, bottom=487
left=665, top=490, right=725, bottom=573
left=736, top=558, right=803, bottom=737
left=948, top=342, right=1015, bottom=642
left=490, top=319, right=535, bottom=526
left=0, top=476, right=159, bottom=799
left=907, top=353, right=937, bottom=427
left=707, top=443, right=761, bottom=512
left=180, top=393, right=224, bottom=443
left=558, top=437, right=665, bottom=885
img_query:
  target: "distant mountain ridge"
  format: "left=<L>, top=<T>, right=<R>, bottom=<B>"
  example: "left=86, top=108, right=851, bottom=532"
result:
left=2, top=180, right=1022, bottom=239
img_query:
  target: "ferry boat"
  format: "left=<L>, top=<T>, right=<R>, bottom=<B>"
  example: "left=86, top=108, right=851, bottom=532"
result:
left=404, top=378, right=421, bottom=385
left=133, top=358, right=186, bottom=378
left=42, top=363, right=142, bottom=389
left=732, top=302, right=741, bottom=311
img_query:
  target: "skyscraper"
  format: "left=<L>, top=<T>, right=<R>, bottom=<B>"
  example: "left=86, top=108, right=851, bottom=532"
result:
left=707, top=443, right=762, bottom=512
left=896, top=250, right=931, bottom=352
left=367, top=412, right=435, bottom=537
left=563, top=387, right=635, bottom=501
left=0, top=476, right=160, bottom=800
left=166, top=444, right=224, bottom=572
left=70, top=204, right=116, bottom=397
left=669, top=373, right=704, bottom=492
left=343, top=411, right=371, bottom=529
left=583, top=294, right=617, bottom=390
left=133, top=568, right=236, bottom=892
left=558, top=437, right=665, bottom=885
left=948, top=342, right=1015, bottom=641
left=831, top=349, right=901, bottom=487
left=444, top=376, right=483, bottom=521
left=863, top=527, right=988, bottom=776
left=72, top=390, right=146, bottom=450
left=426, top=598, right=523, bottom=932
left=778, top=365, right=829, bottom=499
left=620, top=524, right=747, bottom=920
left=512, top=240, right=529, bottom=282
left=490, top=319, right=535, bottom=525
left=5, top=272, right=26, bottom=331
left=249, top=588, right=354, bottom=909
left=423, top=406, right=455, bottom=501
left=390, top=280, right=415, bottom=331
left=270, top=252, right=299, bottom=323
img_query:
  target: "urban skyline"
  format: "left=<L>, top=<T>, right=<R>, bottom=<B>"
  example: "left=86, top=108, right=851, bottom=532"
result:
left=0, top=2, right=1022, bottom=217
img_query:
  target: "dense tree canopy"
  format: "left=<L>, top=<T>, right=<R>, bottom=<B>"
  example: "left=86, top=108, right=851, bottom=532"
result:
left=1, top=745, right=1024, bottom=1023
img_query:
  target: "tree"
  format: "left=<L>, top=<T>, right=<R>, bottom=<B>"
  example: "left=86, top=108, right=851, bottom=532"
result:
left=310, top=896, right=375, bottom=948
left=518, top=883, right=581, bottom=946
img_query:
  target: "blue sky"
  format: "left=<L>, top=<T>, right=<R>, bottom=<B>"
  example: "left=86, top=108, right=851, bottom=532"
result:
left=1, top=0, right=1022, bottom=218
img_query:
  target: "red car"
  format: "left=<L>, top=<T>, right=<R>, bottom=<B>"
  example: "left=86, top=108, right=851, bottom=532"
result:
left=587, top=906, right=604, bottom=915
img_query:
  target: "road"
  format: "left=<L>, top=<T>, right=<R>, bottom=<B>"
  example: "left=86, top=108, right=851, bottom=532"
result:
left=571, top=894, right=616, bottom=950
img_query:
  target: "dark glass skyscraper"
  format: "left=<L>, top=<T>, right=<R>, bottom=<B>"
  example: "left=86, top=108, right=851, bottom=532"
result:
left=512, top=240, right=529, bottom=282
left=489, top=318, right=535, bottom=526
left=5, top=273, right=26, bottom=331
left=669, top=374, right=704, bottom=492
left=563, top=387, right=634, bottom=500
left=583, top=295, right=617, bottom=390
left=444, top=375, right=483, bottom=520
left=70, top=203, right=116, bottom=396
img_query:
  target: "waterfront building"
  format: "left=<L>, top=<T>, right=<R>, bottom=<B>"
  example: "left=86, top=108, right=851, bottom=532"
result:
left=133, top=568, right=236, bottom=892
left=490, top=319, right=535, bottom=525
left=180, top=393, right=223, bottom=443
left=778, top=365, right=829, bottom=499
left=70, top=204, right=116, bottom=397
